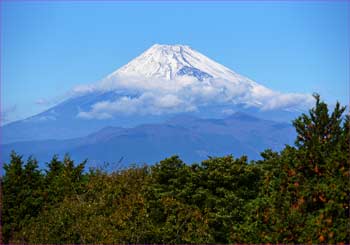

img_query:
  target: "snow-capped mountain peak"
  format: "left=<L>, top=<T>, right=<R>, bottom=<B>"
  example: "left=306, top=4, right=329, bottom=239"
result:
left=110, top=44, right=245, bottom=82
left=72, top=44, right=313, bottom=121
left=2, top=43, right=314, bottom=145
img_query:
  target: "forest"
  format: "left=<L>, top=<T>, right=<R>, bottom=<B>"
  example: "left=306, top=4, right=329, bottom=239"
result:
left=1, top=94, right=349, bottom=244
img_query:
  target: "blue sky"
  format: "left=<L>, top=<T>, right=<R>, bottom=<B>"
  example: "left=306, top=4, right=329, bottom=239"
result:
left=1, top=1, right=349, bottom=123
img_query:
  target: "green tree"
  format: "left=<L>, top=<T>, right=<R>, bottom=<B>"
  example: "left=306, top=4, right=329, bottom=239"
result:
left=43, top=154, right=86, bottom=206
left=240, top=94, right=350, bottom=243
left=2, top=152, right=44, bottom=243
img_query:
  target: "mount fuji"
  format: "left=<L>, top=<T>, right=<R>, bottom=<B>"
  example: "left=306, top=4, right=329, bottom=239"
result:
left=1, top=44, right=312, bottom=165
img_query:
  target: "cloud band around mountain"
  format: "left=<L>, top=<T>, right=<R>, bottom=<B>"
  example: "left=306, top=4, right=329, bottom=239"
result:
left=75, top=74, right=314, bottom=120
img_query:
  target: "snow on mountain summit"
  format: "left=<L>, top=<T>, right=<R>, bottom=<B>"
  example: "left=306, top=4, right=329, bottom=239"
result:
left=110, top=44, right=248, bottom=82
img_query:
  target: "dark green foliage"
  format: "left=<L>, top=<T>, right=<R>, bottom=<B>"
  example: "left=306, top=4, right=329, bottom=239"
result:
left=1, top=154, right=86, bottom=243
left=1, top=94, right=349, bottom=243
left=44, top=154, right=87, bottom=205
left=2, top=153, right=44, bottom=243
left=235, top=94, right=350, bottom=243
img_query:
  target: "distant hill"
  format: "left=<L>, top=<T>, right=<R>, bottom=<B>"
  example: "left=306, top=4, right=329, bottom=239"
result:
left=1, top=113, right=295, bottom=169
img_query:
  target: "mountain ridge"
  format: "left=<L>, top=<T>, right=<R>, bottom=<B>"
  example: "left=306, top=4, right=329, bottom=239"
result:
left=1, top=112, right=296, bottom=168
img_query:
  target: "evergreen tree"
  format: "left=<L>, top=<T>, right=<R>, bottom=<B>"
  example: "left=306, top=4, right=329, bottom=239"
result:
left=2, top=152, right=44, bottom=243
left=44, top=154, right=86, bottom=206
left=239, top=94, right=350, bottom=243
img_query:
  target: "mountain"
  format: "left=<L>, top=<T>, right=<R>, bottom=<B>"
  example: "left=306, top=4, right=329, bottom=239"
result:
left=2, top=44, right=311, bottom=144
left=113, top=44, right=253, bottom=81
left=1, top=113, right=296, bottom=168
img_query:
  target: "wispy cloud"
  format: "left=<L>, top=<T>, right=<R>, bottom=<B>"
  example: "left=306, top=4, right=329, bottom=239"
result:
left=35, top=98, right=53, bottom=106
left=35, top=90, right=77, bottom=108
left=1, top=105, right=17, bottom=125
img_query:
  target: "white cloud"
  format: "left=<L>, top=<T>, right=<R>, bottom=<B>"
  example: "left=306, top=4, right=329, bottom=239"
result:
left=156, top=94, right=183, bottom=108
left=77, top=92, right=196, bottom=119
left=73, top=74, right=313, bottom=120
left=261, top=93, right=314, bottom=111
left=72, top=84, right=97, bottom=95
left=250, top=84, right=314, bottom=111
